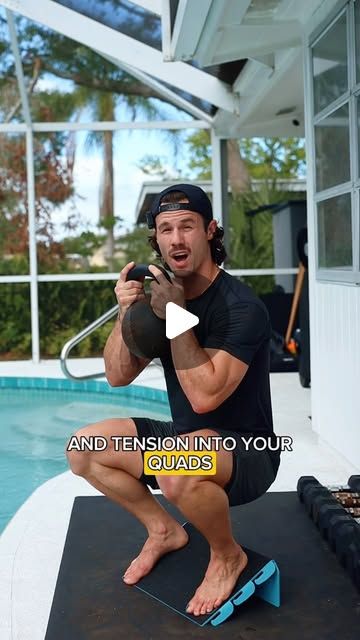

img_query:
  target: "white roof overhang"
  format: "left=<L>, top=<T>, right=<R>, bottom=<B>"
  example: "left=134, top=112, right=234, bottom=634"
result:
left=162, top=0, right=341, bottom=137
left=0, top=0, right=343, bottom=137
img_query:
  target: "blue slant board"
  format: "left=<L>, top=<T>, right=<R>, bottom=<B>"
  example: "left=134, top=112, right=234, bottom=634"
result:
left=135, top=522, right=280, bottom=626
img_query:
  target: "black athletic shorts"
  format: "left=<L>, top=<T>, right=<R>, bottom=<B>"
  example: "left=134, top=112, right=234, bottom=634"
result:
left=131, top=417, right=280, bottom=507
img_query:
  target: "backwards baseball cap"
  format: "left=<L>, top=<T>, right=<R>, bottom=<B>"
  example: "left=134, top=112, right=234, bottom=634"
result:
left=146, top=183, right=213, bottom=229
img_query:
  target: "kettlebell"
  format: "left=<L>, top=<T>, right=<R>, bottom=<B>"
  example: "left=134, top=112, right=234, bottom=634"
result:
left=121, top=264, right=171, bottom=359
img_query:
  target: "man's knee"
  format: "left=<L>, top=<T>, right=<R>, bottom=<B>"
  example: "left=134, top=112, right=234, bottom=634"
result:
left=65, top=425, right=95, bottom=477
left=157, top=475, right=199, bottom=503
left=65, top=418, right=138, bottom=477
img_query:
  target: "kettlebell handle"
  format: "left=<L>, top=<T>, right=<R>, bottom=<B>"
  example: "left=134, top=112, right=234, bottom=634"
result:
left=126, top=263, right=172, bottom=284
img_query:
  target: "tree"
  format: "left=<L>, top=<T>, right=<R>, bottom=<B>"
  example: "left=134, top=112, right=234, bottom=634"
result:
left=0, top=10, right=183, bottom=270
left=240, top=137, right=306, bottom=179
left=79, top=90, right=118, bottom=270
left=186, top=130, right=305, bottom=184
left=186, top=129, right=251, bottom=194
left=137, top=154, right=179, bottom=181
left=117, top=224, right=156, bottom=266
left=62, top=230, right=105, bottom=258
left=137, top=131, right=306, bottom=292
left=0, top=128, right=75, bottom=273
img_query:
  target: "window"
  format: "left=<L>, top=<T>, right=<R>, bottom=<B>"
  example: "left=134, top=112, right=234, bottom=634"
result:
left=317, top=193, right=352, bottom=269
left=312, top=11, right=348, bottom=115
left=311, top=2, right=360, bottom=283
left=314, top=103, right=350, bottom=191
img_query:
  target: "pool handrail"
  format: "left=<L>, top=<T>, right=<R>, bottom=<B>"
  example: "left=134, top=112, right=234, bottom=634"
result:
left=60, top=305, right=162, bottom=380
left=60, top=304, right=119, bottom=380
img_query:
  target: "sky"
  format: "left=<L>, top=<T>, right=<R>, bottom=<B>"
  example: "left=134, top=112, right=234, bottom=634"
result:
left=55, top=125, right=197, bottom=240
left=33, top=77, right=200, bottom=240
left=0, top=36, right=200, bottom=242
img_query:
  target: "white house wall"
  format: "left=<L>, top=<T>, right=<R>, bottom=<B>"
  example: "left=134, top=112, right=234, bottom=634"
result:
left=304, top=0, right=360, bottom=470
left=310, top=283, right=360, bottom=467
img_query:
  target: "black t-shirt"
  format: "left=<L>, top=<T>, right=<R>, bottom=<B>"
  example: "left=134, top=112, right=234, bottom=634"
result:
left=160, top=269, right=275, bottom=439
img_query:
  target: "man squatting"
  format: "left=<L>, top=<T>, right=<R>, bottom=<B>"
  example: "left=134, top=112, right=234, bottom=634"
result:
left=66, top=184, right=281, bottom=617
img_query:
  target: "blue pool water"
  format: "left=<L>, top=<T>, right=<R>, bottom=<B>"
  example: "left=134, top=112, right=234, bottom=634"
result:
left=0, top=378, right=170, bottom=533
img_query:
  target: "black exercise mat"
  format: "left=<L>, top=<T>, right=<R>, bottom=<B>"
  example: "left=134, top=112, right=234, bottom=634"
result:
left=135, top=522, right=279, bottom=626
left=45, top=493, right=360, bottom=640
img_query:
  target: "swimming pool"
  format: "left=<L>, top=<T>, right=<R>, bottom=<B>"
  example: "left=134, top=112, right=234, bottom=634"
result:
left=0, top=377, right=170, bottom=533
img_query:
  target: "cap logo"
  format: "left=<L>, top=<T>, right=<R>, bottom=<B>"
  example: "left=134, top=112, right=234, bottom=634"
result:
left=158, top=203, right=193, bottom=213
left=147, top=184, right=213, bottom=229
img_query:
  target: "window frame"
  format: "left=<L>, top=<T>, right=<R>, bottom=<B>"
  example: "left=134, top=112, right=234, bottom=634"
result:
left=309, top=0, right=360, bottom=284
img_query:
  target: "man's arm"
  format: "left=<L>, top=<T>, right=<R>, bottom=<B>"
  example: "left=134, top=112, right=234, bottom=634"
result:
left=104, top=311, right=151, bottom=387
left=170, top=330, right=248, bottom=413
left=146, top=264, right=264, bottom=412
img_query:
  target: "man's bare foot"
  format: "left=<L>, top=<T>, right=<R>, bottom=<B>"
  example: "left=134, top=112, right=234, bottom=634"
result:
left=186, top=544, right=248, bottom=616
left=123, top=522, right=189, bottom=585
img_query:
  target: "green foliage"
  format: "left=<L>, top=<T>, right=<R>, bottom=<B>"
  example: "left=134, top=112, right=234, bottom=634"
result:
left=62, top=231, right=105, bottom=258
left=185, top=130, right=305, bottom=182
left=240, top=137, right=306, bottom=179
left=227, top=196, right=275, bottom=294
left=0, top=280, right=117, bottom=360
left=227, top=138, right=305, bottom=294
left=139, top=132, right=306, bottom=294
left=0, top=283, right=31, bottom=359
left=0, top=255, right=29, bottom=276
left=186, top=130, right=212, bottom=179
left=98, top=215, right=123, bottom=231
left=117, top=225, right=158, bottom=265
left=137, top=155, right=175, bottom=179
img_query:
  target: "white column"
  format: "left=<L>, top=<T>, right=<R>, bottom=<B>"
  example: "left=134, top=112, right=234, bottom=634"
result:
left=26, top=129, right=40, bottom=363
left=211, top=129, right=222, bottom=224
left=211, top=129, right=229, bottom=260
left=7, top=9, right=40, bottom=363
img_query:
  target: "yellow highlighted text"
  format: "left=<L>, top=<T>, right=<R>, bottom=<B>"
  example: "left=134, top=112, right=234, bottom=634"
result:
left=144, top=450, right=216, bottom=475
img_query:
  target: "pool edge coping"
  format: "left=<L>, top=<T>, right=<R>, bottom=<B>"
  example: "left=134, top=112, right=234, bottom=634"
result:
left=0, top=376, right=169, bottom=405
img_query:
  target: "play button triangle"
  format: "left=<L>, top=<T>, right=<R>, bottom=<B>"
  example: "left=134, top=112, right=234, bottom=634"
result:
left=166, top=302, right=199, bottom=339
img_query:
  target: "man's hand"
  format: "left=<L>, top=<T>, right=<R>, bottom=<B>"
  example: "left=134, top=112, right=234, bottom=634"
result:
left=114, top=261, right=145, bottom=318
left=148, top=264, right=185, bottom=319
